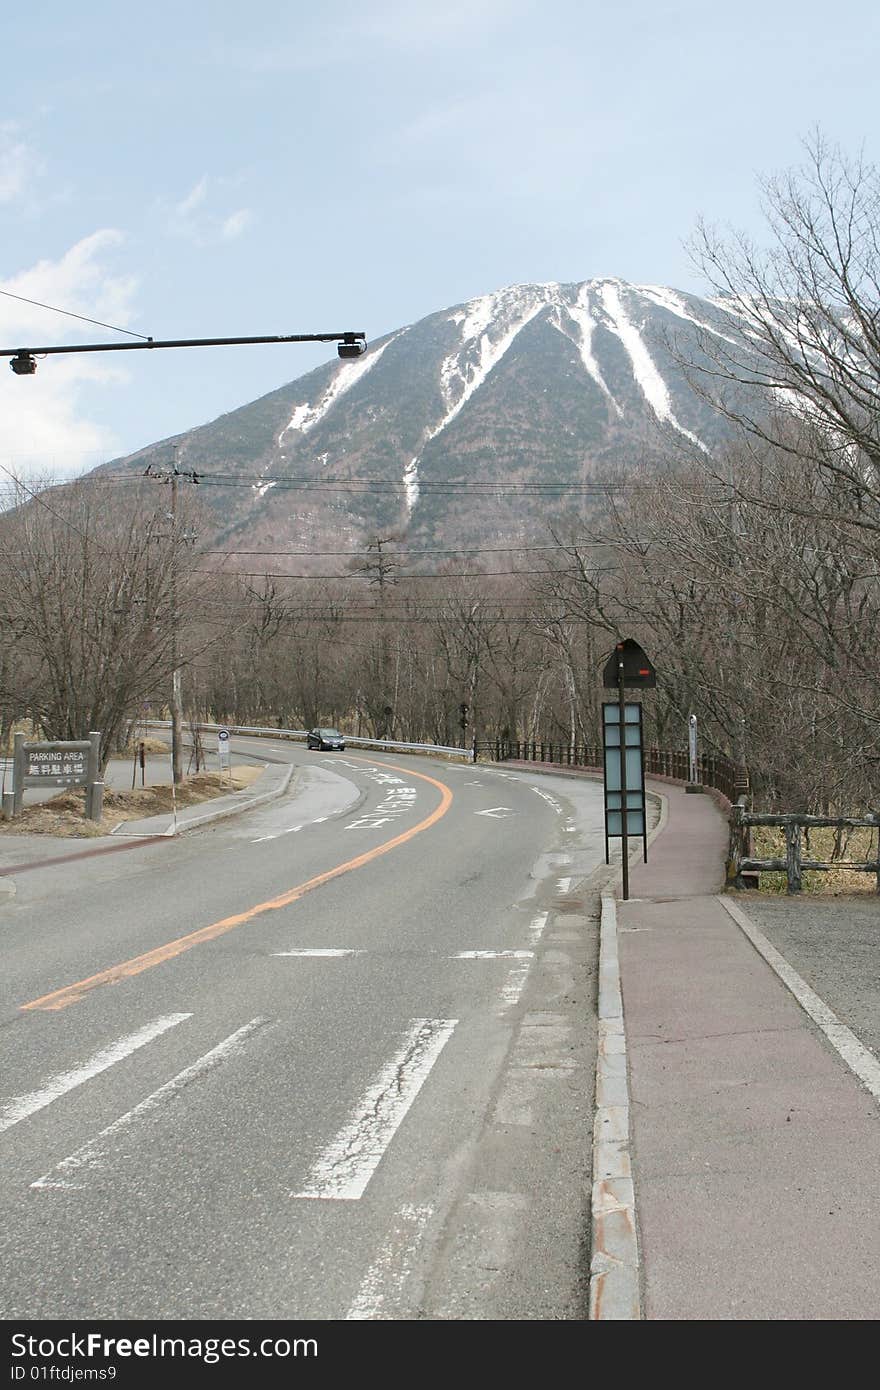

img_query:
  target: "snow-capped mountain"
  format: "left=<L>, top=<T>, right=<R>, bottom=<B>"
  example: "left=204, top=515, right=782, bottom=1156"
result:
left=104, top=278, right=740, bottom=563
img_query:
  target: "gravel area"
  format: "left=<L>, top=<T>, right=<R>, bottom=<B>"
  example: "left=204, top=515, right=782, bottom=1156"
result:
left=734, top=893, right=880, bottom=1062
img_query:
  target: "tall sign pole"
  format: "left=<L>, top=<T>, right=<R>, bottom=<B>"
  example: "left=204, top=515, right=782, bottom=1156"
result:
left=688, top=713, right=698, bottom=786
left=602, top=638, right=657, bottom=902
left=618, top=652, right=629, bottom=902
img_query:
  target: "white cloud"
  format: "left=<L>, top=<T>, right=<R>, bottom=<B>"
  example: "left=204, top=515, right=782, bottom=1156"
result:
left=220, top=0, right=525, bottom=71
left=0, top=232, right=138, bottom=481
left=0, top=123, right=41, bottom=205
left=354, top=0, right=524, bottom=49
left=0, top=359, right=126, bottom=483
left=164, top=176, right=254, bottom=245
left=221, top=208, right=254, bottom=241
left=176, top=176, right=209, bottom=218
left=1, top=230, right=138, bottom=339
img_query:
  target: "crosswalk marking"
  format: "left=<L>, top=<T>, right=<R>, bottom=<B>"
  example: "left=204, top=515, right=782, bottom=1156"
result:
left=293, top=1018, right=457, bottom=1201
left=0, top=1014, right=191, bottom=1134
left=31, top=1018, right=268, bottom=1191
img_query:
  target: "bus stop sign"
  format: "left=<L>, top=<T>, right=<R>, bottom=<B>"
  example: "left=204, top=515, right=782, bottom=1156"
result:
left=602, top=638, right=657, bottom=689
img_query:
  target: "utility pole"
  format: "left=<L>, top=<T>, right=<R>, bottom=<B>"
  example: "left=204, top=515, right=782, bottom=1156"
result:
left=169, top=465, right=183, bottom=786
left=350, top=536, right=400, bottom=737
left=145, top=454, right=198, bottom=785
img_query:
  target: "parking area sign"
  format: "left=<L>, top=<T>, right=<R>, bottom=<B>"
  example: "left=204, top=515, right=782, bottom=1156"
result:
left=7, top=731, right=103, bottom=822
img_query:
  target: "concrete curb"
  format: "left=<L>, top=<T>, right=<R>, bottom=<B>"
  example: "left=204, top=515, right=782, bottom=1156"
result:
left=588, top=891, right=642, bottom=1319
left=109, top=763, right=296, bottom=838
left=586, top=790, right=670, bottom=1320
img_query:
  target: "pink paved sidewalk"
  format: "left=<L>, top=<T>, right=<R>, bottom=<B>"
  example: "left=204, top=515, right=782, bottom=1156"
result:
left=618, top=782, right=880, bottom=1320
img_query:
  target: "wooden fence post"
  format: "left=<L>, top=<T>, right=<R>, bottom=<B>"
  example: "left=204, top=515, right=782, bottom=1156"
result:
left=726, top=801, right=743, bottom=886
left=784, top=819, right=802, bottom=894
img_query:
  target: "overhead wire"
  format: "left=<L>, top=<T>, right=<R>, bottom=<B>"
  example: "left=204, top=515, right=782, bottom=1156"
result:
left=0, top=288, right=152, bottom=341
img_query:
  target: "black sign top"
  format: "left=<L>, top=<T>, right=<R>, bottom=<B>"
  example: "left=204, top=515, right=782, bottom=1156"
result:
left=602, top=638, right=657, bottom=689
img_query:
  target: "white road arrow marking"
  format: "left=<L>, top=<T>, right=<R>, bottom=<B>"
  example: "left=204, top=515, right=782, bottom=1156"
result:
left=475, top=806, right=514, bottom=818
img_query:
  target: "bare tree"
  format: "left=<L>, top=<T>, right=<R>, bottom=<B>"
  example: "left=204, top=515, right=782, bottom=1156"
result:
left=687, top=132, right=880, bottom=527
left=0, top=477, right=220, bottom=768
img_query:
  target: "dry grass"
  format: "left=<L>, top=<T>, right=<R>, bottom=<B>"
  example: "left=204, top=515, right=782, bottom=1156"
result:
left=0, top=765, right=264, bottom=838
left=753, top=824, right=879, bottom=895
left=118, top=736, right=172, bottom=755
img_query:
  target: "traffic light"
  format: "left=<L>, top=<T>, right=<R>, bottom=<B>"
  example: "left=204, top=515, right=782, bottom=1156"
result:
left=459, top=702, right=469, bottom=730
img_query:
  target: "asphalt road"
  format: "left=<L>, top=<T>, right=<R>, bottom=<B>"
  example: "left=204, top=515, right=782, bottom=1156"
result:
left=0, top=742, right=613, bottom=1321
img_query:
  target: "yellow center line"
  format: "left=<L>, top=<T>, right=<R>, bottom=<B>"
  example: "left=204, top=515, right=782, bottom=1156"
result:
left=21, top=757, right=453, bottom=1013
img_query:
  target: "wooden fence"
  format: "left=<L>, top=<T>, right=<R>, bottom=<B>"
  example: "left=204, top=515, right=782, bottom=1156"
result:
left=728, top=802, right=880, bottom=894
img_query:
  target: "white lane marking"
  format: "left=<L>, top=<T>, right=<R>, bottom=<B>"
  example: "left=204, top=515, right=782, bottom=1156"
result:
left=475, top=806, right=513, bottom=818
left=293, top=1018, right=457, bottom=1201
left=500, top=959, right=533, bottom=1012
left=253, top=825, right=303, bottom=842
left=528, top=912, right=549, bottom=946
left=557, top=877, right=572, bottom=893
left=454, top=950, right=535, bottom=960
left=31, top=1019, right=267, bottom=1190
left=497, top=915, right=549, bottom=1013
left=273, top=949, right=363, bottom=958
left=718, top=896, right=880, bottom=1104
left=253, top=815, right=333, bottom=844
left=346, top=1202, right=434, bottom=1320
left=532, top=788, right=563, bottom=813
left=0, top=1014, right=191, bottom=1135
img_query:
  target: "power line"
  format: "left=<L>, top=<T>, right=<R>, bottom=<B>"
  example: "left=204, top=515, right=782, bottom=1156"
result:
left=180, top=612, right=588, bottom=629
left=13, top=470, right=729, bottom=499
left=0, top=288, right=152, bottom=341
left=191, top=565, right=599, bottom=581
left=197, top=542, right=619, bottom=558
left=0, top=460, right=97, bottom=544
left=96, top=471, right=682, bottom=495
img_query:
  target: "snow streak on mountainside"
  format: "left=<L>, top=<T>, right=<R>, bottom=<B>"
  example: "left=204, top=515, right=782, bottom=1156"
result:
left=596, top=281, right=707, bottom=451
left=278, top=331, right=401, bottom=441
left=394, top=277, right=723, bottom=511
left=552, top=283, right=621, bottom=416
left=404, top=285, right=552, bottom=514
left=102, top=276, right=746, bottom=563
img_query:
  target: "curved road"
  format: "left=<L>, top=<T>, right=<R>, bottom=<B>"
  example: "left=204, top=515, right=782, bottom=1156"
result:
left=0, top=740, right=612, bottom=1320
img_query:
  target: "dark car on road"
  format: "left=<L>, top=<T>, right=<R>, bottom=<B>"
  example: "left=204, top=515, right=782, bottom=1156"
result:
left=307, top=727, right=346, bottom=751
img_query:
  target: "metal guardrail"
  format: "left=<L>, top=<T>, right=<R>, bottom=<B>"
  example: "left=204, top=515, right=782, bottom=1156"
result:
left=476, top=738, right=743, bottom=802
left=147, top=721, right=475, bottom=762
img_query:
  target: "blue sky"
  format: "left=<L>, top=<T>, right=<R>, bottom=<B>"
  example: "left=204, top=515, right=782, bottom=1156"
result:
left=1, top=0, right=877, bottom=480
